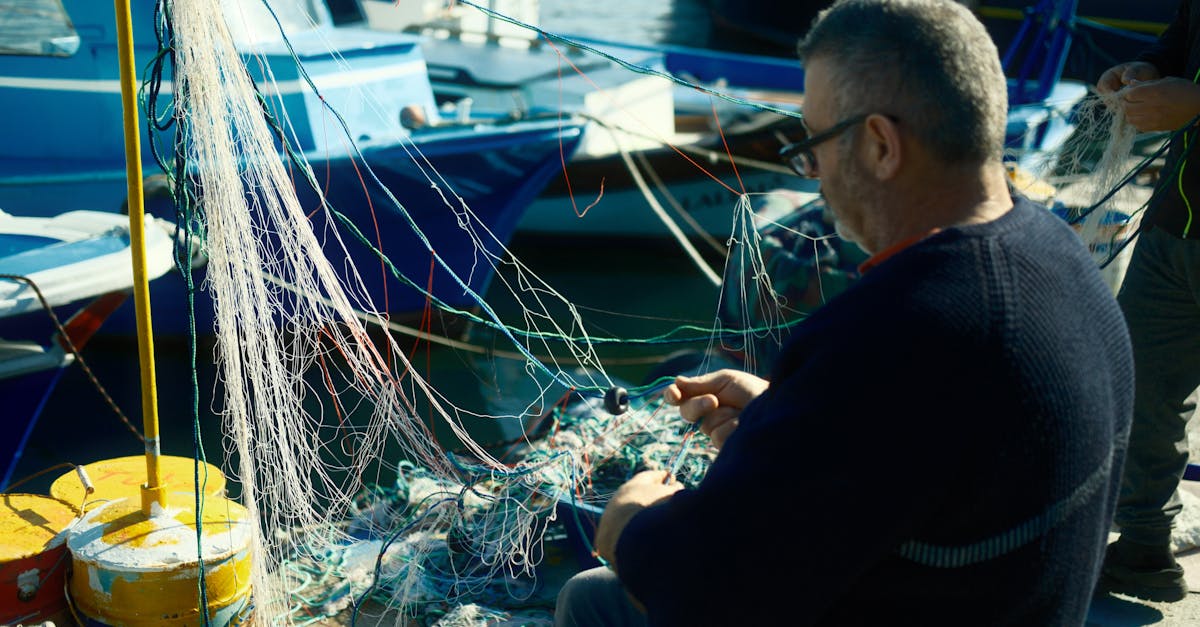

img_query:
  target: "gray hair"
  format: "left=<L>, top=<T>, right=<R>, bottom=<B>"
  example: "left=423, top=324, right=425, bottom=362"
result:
left=797, top=0, right=1008, bottom=164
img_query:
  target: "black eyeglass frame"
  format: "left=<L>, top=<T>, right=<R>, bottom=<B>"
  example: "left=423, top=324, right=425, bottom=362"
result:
left=778, top=113, right=871, bottom=178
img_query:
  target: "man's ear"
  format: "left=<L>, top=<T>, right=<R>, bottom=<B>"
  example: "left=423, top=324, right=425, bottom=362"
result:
left=862, top=113, right=902, bottom=180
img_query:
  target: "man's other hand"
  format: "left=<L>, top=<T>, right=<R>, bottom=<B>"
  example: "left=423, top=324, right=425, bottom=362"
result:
left=662, top=369, right=768, bottom=450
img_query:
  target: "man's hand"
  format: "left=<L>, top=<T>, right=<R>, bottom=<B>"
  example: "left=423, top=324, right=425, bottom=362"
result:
left=1097, top=61, right=1160, bottom=95
left=594, top=470, right=683, bottom=569
left=662, top=369, right=768, bottom=449
left=1119, top=77, right=1200, bottom=132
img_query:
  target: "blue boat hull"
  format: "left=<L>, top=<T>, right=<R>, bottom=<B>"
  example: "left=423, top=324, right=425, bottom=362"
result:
left=0, top=365, right=65, bottom=490
left=7, top=121, right=583, bottom=337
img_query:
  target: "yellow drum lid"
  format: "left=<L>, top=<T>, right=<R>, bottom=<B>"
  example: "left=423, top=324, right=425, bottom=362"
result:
left=0, top=493, right=76, bottom=561
left=50, top=455, right=227, bottom=510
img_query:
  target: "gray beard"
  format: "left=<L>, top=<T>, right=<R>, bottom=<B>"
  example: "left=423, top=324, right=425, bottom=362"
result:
left=828, top=204, right=869, bottom=255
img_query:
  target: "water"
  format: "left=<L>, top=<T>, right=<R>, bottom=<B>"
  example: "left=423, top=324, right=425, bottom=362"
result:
left=539, top=0, right=712, bottom=47
left=6, top=1, right=733, bottom=497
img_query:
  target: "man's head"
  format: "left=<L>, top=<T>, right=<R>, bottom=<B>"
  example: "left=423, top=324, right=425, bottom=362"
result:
left=798, top=0, right=1007, bottom=164
left=793, top=0, right=1009, bottom=251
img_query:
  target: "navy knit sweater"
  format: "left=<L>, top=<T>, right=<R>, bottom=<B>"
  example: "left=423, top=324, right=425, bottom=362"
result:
left=615, top=197, right=1133, bottom=626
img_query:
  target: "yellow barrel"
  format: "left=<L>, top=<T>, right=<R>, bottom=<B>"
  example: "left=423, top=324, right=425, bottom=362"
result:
left=50, top=455, right=227, bottom=512
left=67, top=492, right=253, bottom=627
left=0, top=493, right=77, bottom=625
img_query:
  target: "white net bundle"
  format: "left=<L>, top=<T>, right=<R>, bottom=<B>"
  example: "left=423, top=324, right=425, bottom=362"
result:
left=167, top=0, right=653, bottom=623
left=1028, top=90, right=1167, bottom=292
left=175, top=0, right=446, bottom=618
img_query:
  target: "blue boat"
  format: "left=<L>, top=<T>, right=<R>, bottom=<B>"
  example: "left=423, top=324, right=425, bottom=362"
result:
left=979, top=0, right=1174, bottom=83
left=0, top=0, right=585, bottom=335
left=699, top=0, right=1176, bottom=78
left=0, top=209, right=176, bottom=490
left=370, top=4, right=817, bottom=242
left=372, top=0, right=1088, bottom=242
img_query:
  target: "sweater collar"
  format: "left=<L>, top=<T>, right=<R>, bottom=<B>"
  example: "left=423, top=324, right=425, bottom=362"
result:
left=857, top=228, right=942, bottom=274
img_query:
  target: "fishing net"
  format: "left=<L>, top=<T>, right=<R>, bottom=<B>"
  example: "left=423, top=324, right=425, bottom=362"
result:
left=154, top=0, right=791, bottom=624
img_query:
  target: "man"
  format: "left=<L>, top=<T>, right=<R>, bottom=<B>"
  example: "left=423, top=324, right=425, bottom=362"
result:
left=1094, top=0, right=1200, bottom=604
left=555, top=1, right=1133, bottom=625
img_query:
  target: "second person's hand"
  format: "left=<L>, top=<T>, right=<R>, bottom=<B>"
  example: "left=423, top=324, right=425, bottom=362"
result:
left=1097, top=61, right=1160, bottom=94
left=1120, top=76, right=1200, bottom=132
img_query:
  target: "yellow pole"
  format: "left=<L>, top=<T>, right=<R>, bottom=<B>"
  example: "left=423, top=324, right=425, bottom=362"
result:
left=113, top=0, right=166, bottom=516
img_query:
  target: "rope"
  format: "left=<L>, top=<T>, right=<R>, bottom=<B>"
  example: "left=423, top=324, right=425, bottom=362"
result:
left=635, top=151, right=729, bottom=257
left=0, top=274, right=144, bottom=443
left=609, top=129, right=723, bottom=286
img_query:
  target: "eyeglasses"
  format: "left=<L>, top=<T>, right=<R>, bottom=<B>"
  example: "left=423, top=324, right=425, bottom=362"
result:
left=779, top=113, right=869, bottom=178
